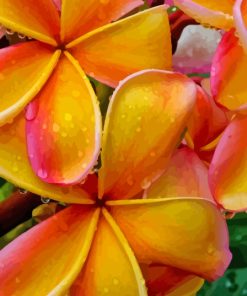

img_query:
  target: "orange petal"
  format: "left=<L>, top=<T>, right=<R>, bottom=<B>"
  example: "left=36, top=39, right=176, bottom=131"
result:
left=70, top=209, right=147, bottom=296
left=0, top=0, right=60, bottom=45
left=141, top=265, right=203, bottom=296
left=173, top=0, right=234, bottom=30
left=209, top=114, right=247, bottom=211
left=187, top=85, right=228, bottom=149
left=0, top=113, right=94, bottom=204
left=145, top=146, right=213, bottom=200
left=211, top=29, right=247, bottom=112
left=0, top=206, right=100, bottom=295
left=0, top=42, right=60, bottom=126
left=234, top=0, right=247, bottom=53
left=60, top=0, right=143, bottom=44
left=108, top=198, right=231, bottom=280
left=68, top=6, right=172, bottom=88
left=26, top=52, right=101, bottom=185
left=99, top=70, right=196, bottom=200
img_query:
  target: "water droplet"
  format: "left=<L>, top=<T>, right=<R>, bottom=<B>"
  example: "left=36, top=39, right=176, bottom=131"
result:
left=121, top=114, right=126, bottom=119
left=6, top=28, right=14, bottom=35
left=225, top=212, right=235, bottom=219
left=13, top=166, right=19, bottom=172
left=103, top=287, right=109, bottom=293
left=64, top=113, right=72, bottom=121
left=141, top=178, right=151, bottom=190
left=41, top=197, right=50, bottom=204
left=113, top=278, right=119, bottom=285
left=61, top=132, right=68, bottom=138
left=136, top=127, right=141, bottom=132
left=25, top=100, right=39, bottom=121
left=19, top=188, right=28, bottom=194
left=82, top=163, right=87, bottom=169
left=207, top=244, right=214, bottom=255
left=15, top=277, right=21, bottom=284
left=78, top=150, right=84, bottom=157
left=38, top=168, right=48, bottom=179
left=18, top=33, right=26, bottom=39
left=150, top=151, right=156, bottom=157
left=42, top=123, right=47, bottom=129
left=52, top=123, right=60, bottom=133
left=82, top=126, right=88, bottom=132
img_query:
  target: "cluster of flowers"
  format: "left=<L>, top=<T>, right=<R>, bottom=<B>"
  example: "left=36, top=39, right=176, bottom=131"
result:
left=0, top=0, right=246, bottom=295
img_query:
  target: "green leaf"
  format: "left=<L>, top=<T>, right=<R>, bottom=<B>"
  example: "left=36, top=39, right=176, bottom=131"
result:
left=198, top=268, right=247, bottom=296
left=0, top=182, right=15, bottom=202
left=228, top=213, right=247, bottom=269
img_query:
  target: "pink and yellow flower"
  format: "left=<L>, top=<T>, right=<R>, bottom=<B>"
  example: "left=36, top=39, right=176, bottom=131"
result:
left=0, top=0, right=172, bottom=185
left=207, top=2, right=247, bottom=211
left=0, top=70, right=231, bottom=295
left=173, top=0, right=234, bottom=30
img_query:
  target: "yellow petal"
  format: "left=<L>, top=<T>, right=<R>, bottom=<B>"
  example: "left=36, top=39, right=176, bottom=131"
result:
left=70, top=209, right=147, bottom=296
left=26, top=52, right=101, bottom=185
left=68, top=6, right=172, bottom=87
left=174, top=0, right=234, bottom=30
left=0, top=0, right=60, bottom=45
left=145, top=146, right=213, bottom=201
left=108, top=198, right=231, bottom=280
left=0, top=114, right=94, bottom=204
left=99, top=70, right=196, bottom=200
left=0, top=42, right=60, bottom=126
left=60, top=0, right=143, bottom=44
left=0, top=206, right=99, bottom=295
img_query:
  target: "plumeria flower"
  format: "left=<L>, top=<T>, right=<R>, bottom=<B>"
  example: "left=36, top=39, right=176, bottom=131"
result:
left=204, top=2, right=247, bottom=212
left=0, top=70, right=231, bottom=295
left=173, top=0, right=234, bottom=30
left=0, top=0, right=172, bottom=185
left=185, top=84, right=229, bottom=163
left=173, top=25, right=222, bottom=74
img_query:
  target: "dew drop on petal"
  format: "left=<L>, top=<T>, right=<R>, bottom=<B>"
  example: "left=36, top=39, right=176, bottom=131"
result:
left=38, top=168, right=48, bottom=179
left=6, top=28, right=14, bottom=35
left=141, top=178, right=152, bottom=190
left=41, top=196, right=50, bottom=204
left=25, top=100, right=39, bottom=121
left=19, top=188, right=28, bottom=194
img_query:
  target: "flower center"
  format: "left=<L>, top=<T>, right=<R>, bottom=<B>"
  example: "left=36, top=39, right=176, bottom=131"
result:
left=95, top=198, right=105, bottom=208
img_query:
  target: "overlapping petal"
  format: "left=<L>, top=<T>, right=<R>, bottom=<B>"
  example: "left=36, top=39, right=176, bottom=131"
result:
left=70, top=209, right=147, bottom=295
left=0, top=42, right=60, bottom=126
left=99, top=70, right=196, bottom=200
left=173, top=0, right=234, bottom=30
left=0, top=206, right=99, bottom=295
left=0, top=0, right=60, bottom=45
left=209, top=114, right=247, bottom=211
left=60, top=0, right=143, bottom=44
left=26, top=52, right=101, bottom=185
left=234, top=0, right=247, bottom=53
left=187, top=85, right=228, bottom=149
left=141, top=265, right=203, bottom=296
left=108, top=198, right=231, bottom=280
left=145, top=147, right=213, bottom=200
left=0, top=114, right=94, bottom=204
left=69, top=6, right=172, bottom=87
left=211, top=29, right=247, bottom=112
